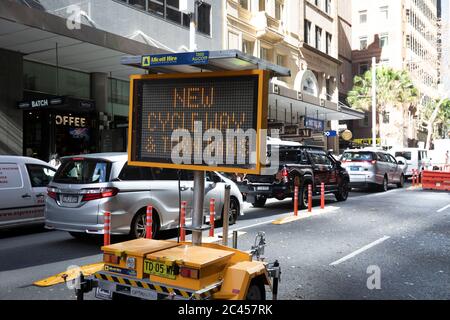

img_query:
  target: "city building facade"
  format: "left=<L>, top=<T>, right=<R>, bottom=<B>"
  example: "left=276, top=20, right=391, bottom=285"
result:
left=349, top=0, right=441, bottom=148
left=225, top=0, right=362, bottom=150
left=0, top=0, right=221, bottom=160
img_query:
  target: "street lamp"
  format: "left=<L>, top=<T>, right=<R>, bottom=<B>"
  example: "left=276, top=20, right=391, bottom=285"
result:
left=372, top=57, right=377, bottom=148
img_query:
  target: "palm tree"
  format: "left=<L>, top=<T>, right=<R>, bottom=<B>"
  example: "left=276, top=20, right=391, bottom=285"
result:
left=347, top=66, right=419, bottom=147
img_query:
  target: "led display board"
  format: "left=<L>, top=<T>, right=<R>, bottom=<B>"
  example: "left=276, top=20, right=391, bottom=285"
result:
left=128, top=70, right=269, bottom=174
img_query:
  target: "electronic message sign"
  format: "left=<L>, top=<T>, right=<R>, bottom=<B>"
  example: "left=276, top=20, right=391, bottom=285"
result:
left=128, top=70, right=269, bottom=174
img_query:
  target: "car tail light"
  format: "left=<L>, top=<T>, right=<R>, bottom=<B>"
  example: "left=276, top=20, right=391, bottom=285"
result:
left=47, top=187, right=58, bottom=200
left=180, top=267, right=200, bottom=279
left=371, top=160, right=377, bottom=165
left=81, top=188, right=119, bottom=202
left=281, top=168, right=289, bottom=183
left=103, top=253, right=120, bottom=264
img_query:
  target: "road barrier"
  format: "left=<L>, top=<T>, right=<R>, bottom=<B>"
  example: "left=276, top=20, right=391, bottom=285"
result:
left=146, top=206, right=153, bottom=239
left=103, top=212, right=111, bottom=246
left=320, top=183, right=325, bottom=209
left=294, top=186, right=299, bottom=216
left=308, top=184, right=312, bottom=213
left=180, top=201, right=187, bottom=241
left=422, top=170, right=450, bottom=191
left=209, top=199, right=215, bottom=237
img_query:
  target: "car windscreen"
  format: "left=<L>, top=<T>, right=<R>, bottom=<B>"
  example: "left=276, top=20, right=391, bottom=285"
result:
left=342, top=152, right=375, bottom=161
left=395, top=152, right=412, bottom=160
left=53, top=158, right=112, bottom=184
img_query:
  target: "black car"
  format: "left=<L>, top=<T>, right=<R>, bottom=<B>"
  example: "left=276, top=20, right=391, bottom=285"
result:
left=232, top=145, right=350, bottom=208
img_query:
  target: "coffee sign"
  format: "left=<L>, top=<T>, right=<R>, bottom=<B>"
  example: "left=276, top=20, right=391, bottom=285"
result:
left=55, top=115, right=87, bottom=127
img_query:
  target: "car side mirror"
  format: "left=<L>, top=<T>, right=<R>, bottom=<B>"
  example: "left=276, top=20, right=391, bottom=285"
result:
left=397, top=161, right=404, bottom=165
left=212, top=174, right=222, bottom=183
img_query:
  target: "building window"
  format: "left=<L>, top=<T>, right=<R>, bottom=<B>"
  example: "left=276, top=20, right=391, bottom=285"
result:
left=130, top=0, right=146, bottom=10
left=379, top=33, right=389, bottom=48
left=304, top=20, right=312, bottom=44
left=259, top=0, right=265, bottom=11
left=275, top=0, right=283, bottom=20
left=260, top=46, right=271, bottom=61
left=148, top=0, right=164, bottom=16
left=239, top=0, right=249, bottom=10
left=326, top=78, right=333, bottom=101
left=359, top=36, right=368, bottom=50
left=315, top=26, right=322, bottom=50
left=359, top=10, right=367, bottom=23
left=380, top=6, right=389, bottom=19
left=276, top=54, right=286, bottom=67
left=197, top=2, right=211, bottom=35
left=228, top=32, right=240, bottom=50
left=359, top=62, right=369, bottom=75
left=326, top=32, right=332, bottom=55
left=242, top=39, right=255, bottom=55
left=315, top=0, right=321, bottom=8
left=324, top=0, right=331, bottom=14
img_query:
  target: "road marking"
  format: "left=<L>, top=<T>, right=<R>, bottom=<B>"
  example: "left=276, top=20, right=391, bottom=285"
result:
left=329, top=236, right=391, bottom=266
left=437, top=204, right=450, bottom=213
left=234, top=219, right=277, bottom=231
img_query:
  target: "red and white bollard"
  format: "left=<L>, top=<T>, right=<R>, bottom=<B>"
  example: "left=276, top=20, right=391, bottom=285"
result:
left=413, top=169, right=417, bottom=186
left=103, top=211, right=111, bottom=246
left=180, top=201, right=186, bottom=242
left=209, top=199, right=215, bottom=237
left=320, top=182, right=325, bottom=209
left=146, top=206, right=153, bottom=240
left=294, top=185, right=299, bottom=216
left=308, top=184, right=312, bottom=213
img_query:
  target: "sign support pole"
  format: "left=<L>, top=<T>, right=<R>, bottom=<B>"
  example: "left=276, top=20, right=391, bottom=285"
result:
left=192, top=170, right=205, bottom=246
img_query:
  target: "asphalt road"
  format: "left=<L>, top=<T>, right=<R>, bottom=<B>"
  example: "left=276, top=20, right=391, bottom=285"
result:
left=0, top=184, right=449, bottom=300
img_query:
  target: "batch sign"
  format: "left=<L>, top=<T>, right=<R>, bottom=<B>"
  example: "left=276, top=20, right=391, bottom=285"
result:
left=128, top=70, right=269, bottom=174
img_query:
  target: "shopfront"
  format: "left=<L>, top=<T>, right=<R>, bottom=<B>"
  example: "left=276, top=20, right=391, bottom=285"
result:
left=19, top=93, right=98, bottom=161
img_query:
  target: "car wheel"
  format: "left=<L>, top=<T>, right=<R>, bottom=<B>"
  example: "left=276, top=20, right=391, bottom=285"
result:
left=252, top=196, right=267, bottom=208
left=335, top=180, right=349, bottom=202
left=299, top=182, right=311, bottom=209
left=379, top=176, right=388, bottom=192
left=220, top=197, right=240, bottom=226
left=130, top=209, right=160, bottom=240
left=396, top=174, right=405, bottom=188
left=245, top=277, right=266, bottom=301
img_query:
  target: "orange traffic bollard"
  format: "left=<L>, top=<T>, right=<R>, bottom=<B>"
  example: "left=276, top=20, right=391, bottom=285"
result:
left=146, top=206, right=153, bottom=239
left=294, top=186, right=299, bottom=216
left=103, top=211, right=111, bottom=246
left=209, top=199, right=215, bottom=237
left=308, top=184, right=312, bottom=213
left=180, top=201, right=186, bottom=242
left=320, top=182, right=325, bottom=209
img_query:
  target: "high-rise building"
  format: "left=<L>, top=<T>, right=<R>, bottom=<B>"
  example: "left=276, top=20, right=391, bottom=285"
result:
left=350, top=0, right=440, bottom=148
left=225, top=0, right=363, bottom=150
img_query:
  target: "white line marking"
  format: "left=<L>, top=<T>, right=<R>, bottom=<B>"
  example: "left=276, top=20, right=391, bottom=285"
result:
left=329, top=235, right=391, bottom=266
left=233, top=220, right=276, bottom=231
left=437, top=204, right=450, bottom=213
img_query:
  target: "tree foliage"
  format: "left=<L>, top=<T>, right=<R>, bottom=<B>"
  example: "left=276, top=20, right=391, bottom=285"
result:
left=347, top=67, right=419, bottom=112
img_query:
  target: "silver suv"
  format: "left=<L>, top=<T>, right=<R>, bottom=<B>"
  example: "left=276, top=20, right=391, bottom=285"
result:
left=45, top=153, right=244, bottom=239
left=341, top=149, right=405, bottom=192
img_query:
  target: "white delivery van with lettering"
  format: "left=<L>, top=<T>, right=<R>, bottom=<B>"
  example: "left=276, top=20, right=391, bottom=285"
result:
left=0, top=156, right=57, bottom=229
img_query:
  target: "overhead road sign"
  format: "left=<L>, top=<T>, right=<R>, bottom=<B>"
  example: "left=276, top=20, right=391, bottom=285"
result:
left=121, top=49, right=291, bottom=78
left=128, top=70, right=270, bottom=174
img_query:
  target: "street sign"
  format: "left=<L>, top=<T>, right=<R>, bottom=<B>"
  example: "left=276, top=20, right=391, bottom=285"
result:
left=324, top=130, right=337, bottom=137
left=304, top=117, right=324, bottom=131
left=128, top=70, right=269, bottom=174
left=141, top=52, right=209, bottom=68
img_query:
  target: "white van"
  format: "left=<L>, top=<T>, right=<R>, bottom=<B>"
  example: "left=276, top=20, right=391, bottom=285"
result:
left=390, top=148, right=429, bottom=178
left=0, top=156, right=57, bottom=229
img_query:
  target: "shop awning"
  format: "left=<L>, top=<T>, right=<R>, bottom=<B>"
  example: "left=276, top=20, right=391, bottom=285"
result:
left=0, top=0, right=167, bottom=80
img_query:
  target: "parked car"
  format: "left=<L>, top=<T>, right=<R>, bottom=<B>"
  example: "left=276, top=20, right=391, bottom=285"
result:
left=390, top=148, right=430, bottom=178
left=0, top=156, right=56, bottom=230
left=45, top=153, right=244, bottom=239
left=341, top=149, right=405, bottom=191
left=232, top=144, right=350, bottom=208
left=395, top=156, right=409, bottom=176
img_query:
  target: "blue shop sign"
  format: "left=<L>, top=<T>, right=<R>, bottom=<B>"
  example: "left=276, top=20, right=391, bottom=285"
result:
left=141, top=51, right=209, bottom=67
left=304, top=117, right=324, bottom=131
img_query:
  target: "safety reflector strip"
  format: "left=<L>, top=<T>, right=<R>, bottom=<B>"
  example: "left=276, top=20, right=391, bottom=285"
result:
left=94, top=272, right=218, bottom=300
